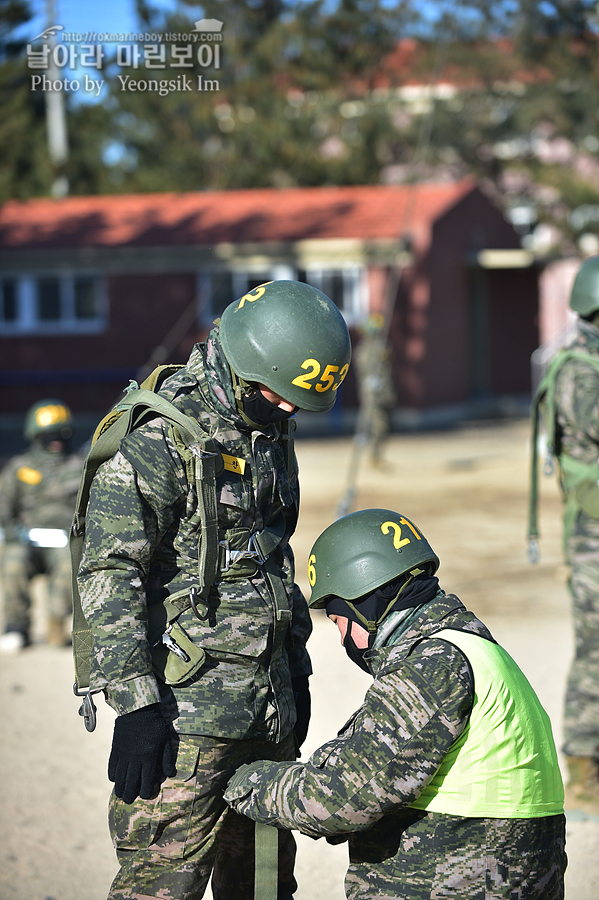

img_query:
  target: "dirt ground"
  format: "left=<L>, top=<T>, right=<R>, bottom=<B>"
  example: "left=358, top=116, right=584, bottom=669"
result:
left=1, top=418, right=598, bottom=900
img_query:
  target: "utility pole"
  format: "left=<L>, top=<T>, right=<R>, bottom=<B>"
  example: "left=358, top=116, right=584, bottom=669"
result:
left=45, top=0, right=69, bottom=196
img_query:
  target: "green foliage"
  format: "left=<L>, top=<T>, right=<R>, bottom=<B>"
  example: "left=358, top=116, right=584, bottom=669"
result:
left=2, top=0, right=599, bottom=252
left=0, top=0, right=113, bottom=201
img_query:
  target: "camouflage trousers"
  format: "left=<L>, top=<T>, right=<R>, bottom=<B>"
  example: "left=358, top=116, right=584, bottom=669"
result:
left=108, top=731, right=297, bottom=900
left=563, top=510, right=599, bottom=758
left=0, top=542, right=72, bottom=636
left=344, top=809, right=567, bottom=899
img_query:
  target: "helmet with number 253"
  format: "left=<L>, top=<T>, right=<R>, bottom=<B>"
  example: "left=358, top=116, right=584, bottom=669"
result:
left=219, top=280, right=352, bottom=413
left=308, top=508, right=440, bottom=608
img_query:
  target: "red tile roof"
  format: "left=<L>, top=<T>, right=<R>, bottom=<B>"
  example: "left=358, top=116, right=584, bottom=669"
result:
left=0, top=181, right=477, bottom=250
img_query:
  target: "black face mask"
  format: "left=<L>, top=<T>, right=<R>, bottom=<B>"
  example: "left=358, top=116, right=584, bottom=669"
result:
left=242, top=389, right=296, bottom=426
left=343, top=621, right=372, bottom=673
left=39, top=428, right=72, bottom=450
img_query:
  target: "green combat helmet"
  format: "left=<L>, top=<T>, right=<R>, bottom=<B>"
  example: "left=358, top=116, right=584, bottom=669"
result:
left=219, top=280, right=351, bottom=413
left=570, top=255, right=599, bottom=317
left=24, top=398, right=73, bottom=442
left=308, top=508, right=439, bottom=609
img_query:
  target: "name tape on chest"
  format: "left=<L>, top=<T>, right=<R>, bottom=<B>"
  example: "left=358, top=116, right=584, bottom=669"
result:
left=17, top=466, right=43, bottom=485
left=221, top=453, right=246, bottom=475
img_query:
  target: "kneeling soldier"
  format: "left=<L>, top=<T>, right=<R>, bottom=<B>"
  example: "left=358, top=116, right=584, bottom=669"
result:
left=225, top=508, right=567, bottom=900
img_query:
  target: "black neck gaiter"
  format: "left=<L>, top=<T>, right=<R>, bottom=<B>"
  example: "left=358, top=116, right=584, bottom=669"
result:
left=242, top=389, right=296, bottom=426
left=326, top=573, right=440, bottom=671
left=343, top=623, right=371, bottom=673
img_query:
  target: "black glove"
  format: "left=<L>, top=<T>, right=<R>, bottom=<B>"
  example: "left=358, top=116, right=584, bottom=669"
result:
left=292, top=675, right=311, bottom=750
left=108, top=704, right=176, bottom=804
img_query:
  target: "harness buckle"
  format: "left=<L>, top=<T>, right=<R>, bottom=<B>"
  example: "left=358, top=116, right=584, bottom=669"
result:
left=152, top=625, right=192, bottom=661
left=219, top=533, right=266, bottom=572
left=189, top=443, right=220, bottom=459
left=73, top=683, right=98, bottom=733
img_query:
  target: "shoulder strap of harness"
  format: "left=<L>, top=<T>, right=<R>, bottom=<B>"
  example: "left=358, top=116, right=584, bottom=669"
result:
left=528, top=349, right=599, bottom=561
left=70, top=366, right=220, bottom=726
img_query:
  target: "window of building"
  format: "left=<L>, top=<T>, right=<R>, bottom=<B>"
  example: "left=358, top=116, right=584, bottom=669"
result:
left=0, top=274, right=106, bottom=334
left=198, top=268, right=291, bottom=324
left=296, top=267, right=365, bottom=324
left=74, top=276, right=98, bottom=319
left=1, top=278, right=17, bottom=322
left=38, top=278, right=61, bottom=321
left=198, top=265, right=366, bottom=326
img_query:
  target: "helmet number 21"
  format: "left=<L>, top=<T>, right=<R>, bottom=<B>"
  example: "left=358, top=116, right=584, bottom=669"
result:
left=381, top=518, right=422, bottom=549
left=292, top=359, right=350, bottom=392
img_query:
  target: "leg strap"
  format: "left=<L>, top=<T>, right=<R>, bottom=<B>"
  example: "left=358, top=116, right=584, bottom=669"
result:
left=254, top=823, right=279, bottom=900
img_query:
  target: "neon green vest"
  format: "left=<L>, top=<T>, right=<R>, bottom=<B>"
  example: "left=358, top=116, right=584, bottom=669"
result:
left=409, top=629, right=564, bottom=818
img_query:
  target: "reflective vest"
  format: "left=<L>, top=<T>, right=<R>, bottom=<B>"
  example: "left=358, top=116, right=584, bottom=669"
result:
left=410, top=629, right=564, bottom=818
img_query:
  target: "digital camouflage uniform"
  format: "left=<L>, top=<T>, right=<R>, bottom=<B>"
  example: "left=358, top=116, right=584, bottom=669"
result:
left=553, top=318, right=599, bottom=759
left=225, top=592, right=567, bottom=900
left=0, top=441, right=83, bottom=641
left=79, top=327, right=312, bottom=900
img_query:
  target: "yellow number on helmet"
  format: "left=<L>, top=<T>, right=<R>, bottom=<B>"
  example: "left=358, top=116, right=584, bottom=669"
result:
left=237, top=282, right=273, bottom=309
left=381, top=521, right=410, bottom=550
left=308, top=554, right=317, bottom=587
left=292, top=359, right=321, bottom=390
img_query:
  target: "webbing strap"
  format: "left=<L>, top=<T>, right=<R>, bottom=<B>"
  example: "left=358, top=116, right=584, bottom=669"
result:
left=192, top=447, right=219, bottom=599
left=254, top=823, right=278, bottom=900
left=70, top=385, right=215, bottom=693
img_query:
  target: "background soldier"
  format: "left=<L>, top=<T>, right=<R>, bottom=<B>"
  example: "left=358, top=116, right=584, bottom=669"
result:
left=354, top=313, right=396, bottom=469
left=0, top=398, right=82, bottom=651
left=77, top=281, right=351, bottom=900
left=225, top=508, right=566, bottom=900
left=533, top=256, right=599, bottom=814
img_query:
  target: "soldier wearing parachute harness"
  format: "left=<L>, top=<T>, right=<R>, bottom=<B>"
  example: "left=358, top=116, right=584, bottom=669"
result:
left=0, top=399, right=82, bottom=651
left=225, top=508, right=566, bottom=900
left=529, top=254, right=599, bottom=816
left=73, top=281, right=351, bottom=900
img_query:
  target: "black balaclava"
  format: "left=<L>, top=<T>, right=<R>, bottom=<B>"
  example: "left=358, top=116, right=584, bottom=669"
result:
left=38, top=427, right=73, bottom=451
left=325, top=571, right=440, bottom=672
left=228, top=364, right=297, bottom=428
left=242, top=386, right=297, bottom=426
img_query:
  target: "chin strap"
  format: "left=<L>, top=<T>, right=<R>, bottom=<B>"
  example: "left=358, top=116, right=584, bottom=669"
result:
left=229, top=367, right=264, bottom=429
left=345, top=567, right=425, bottom=634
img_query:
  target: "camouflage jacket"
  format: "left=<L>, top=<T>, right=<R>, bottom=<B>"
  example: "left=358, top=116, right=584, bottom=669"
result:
left=0, top=443, right=83, bottom=539
left=78, top=328, right=312, bottom=740
left=224, top=593, right=485, bottom=831
left=554, top=319, right=599, bottom=466
left=224, top=594, right=565, bottom=897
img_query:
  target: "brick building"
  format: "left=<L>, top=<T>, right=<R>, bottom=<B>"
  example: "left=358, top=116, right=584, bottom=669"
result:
left=0, top=180, right=538, bottom=438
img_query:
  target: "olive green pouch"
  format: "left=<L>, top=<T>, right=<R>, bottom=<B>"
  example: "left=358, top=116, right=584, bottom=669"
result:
left=151, top=621, right=206, bottom=686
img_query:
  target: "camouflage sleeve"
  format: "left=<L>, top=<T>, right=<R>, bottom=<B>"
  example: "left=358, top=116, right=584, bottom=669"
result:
left=0, top=458, right=20, bottom=533
left=224, top=641, right=472, bottom=838
left=78, top=439, right=186, bottom=715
